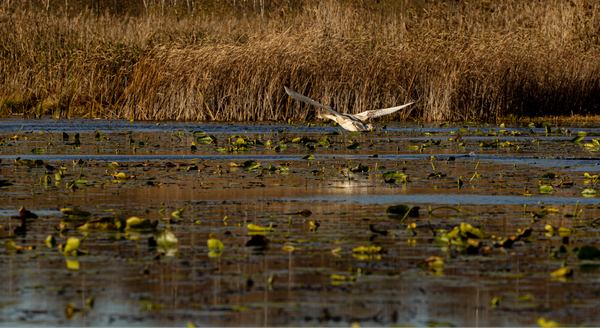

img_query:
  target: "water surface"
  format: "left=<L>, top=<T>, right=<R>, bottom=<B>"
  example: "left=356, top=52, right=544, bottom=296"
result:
left=2, top=119, right=600, bottom=326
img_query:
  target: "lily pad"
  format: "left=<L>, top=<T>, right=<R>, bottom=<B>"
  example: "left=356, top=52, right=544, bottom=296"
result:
left=386, top=204, right=419, bottom=218
left=577, top=245, right=600, bottom=260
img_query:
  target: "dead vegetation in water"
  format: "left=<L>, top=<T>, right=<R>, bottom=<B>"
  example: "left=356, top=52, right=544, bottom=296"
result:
left=0, top=0, right=599, bottom=122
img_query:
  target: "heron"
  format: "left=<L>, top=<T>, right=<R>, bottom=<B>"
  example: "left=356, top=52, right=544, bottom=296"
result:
left=284, top=86, right=414, bottom=132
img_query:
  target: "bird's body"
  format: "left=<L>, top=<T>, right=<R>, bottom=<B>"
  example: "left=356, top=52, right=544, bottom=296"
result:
left=284, top=86, right=414, bottom=132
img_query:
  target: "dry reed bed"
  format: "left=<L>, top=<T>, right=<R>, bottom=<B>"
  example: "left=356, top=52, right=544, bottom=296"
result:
left=0, top=0, right=599, bottom=122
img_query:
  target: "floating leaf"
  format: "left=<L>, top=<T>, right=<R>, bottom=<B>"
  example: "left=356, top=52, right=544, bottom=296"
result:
left=65, top=303, right=78, bottom=319
left=233, top=136, right=247, bottom=146
left=77, top=217, right=121, bottom=231
left=537, top=317, right=560, bottom=328
left=518, top=293, right=535, bottom=302
left=54, top=170, right=64, bottom=182
left=539, top=184, right=554, bottom=194
left=541, top=172, right=558, bottom=180
left=557, top=227, right=572, bottom=237
left=577, top=245, right=600, bottom=260
left=63, top=237, right=80, bottom=256
left=581, top=188, right=597, bottom=197
left=65, top=258, right=80, bottom=271
left=247, top=223, right=274, bottom=233
left=5, top=240, right=34, bottom=252
left=112, top=172, right=128, bottom=180
left=544, top=224, right=555, bottom=236
left=350, top=163, right=369, bottom=173
left=330, top=273, right=357, bottom=285
left=140, top=299, right=163, bottom=311
left=156, top=230, right=179, bottom=256
left=436, top=222, right=486, bottom=254
left=308, top=220, right=320, bottom=232
left=460, top=222, right=484, bottom=239
left=550, top=266, right=573, bottom=279
left=352, top=245, right=383, bottom=254
left=242, top=160, right=262, bottom=171
left=60, top=207, right=91, bottom=220
left=45, top=235, right=56, bottom=248
left=383, top=171, right=408, bottom=184
left=318, top=136, right=331, bottom=148
left=369, top=224, right=388, bottom=236
left=426, top=256, right=444, bottom=274
left=386, top=204, right=419, bottom=218
left=490, top=296, right=502, bottom=308
left=245, top=235, right=269, bottom=249
left=347, top=140, right=360, bottom=149
left=193, top=131, right=216, bottom=144
left=125, top=216, right=157, bottom=232
left=207, top=235, right=224, bottom=257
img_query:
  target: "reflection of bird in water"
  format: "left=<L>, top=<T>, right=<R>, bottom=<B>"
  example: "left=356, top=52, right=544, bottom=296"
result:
left=284, top=86, right=415, bottom=132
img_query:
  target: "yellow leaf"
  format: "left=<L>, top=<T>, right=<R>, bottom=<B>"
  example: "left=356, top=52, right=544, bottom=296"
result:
left=550, top=266, right=573, bottom=279
left=490, top=296, right=501, bottom=308
left=65, top=258, right=80, bottom=271
left=537, top=317, right=560, bottom=328
left=5, top=240, right=19, bottom=251
left=426, top=256, right=445, bottom=273
left=112, top=172, right=127, bottom=180
left=330, top=273, right=356, bottom=285
left=539, top=184, right=554, bottom=194
left=45, top=235, right=56, bottom=248
left=207, top=236, right=224, bottom=258
left=352, top=245, right=383, bottom=254
left=63, top=237, right=80, bottom=256
left=557, top=227, right=572, bottom=237
left=247, top=223, right=274, bottom=232
left=125, top=216, right=155, bottom=231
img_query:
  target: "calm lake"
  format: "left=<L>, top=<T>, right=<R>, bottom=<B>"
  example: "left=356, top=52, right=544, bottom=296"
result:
left=2, top=119, right=600, bottom=326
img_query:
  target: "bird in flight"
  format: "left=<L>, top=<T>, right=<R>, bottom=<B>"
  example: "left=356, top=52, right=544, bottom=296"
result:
left=284, top=86, right=414, bottom=132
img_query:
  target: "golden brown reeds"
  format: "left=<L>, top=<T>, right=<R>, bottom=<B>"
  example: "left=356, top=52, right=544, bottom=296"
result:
left=0, top=0, right=599, bottom=122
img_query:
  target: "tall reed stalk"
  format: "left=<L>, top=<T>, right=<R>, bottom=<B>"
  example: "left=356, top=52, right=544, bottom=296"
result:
left=1, top=0, right=599, bottom=121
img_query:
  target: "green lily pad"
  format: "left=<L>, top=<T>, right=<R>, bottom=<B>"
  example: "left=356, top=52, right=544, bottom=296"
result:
left=577, top=245, right=600, bottom=260
left=386, top=204, right=419, bottom=218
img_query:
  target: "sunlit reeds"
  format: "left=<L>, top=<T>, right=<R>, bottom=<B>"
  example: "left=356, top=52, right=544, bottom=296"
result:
left=0, top=0, right=598, bottom=121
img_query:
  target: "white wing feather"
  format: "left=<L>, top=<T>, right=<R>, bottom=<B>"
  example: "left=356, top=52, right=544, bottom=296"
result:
left=284, top=86, right=340, bottom=117
left=353, top=102, right=415, bottom=122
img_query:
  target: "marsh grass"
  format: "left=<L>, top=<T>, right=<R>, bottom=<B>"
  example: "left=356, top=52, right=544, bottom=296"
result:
left=0, top=0, right=599, bottom=122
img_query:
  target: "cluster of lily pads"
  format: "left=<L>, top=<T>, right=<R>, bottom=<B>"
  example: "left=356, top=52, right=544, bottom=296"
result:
left=3, top=123, right=600, bottom=326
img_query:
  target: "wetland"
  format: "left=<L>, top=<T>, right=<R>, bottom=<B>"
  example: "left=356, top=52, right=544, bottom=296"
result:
left=2, top=119, right=600, bottom=326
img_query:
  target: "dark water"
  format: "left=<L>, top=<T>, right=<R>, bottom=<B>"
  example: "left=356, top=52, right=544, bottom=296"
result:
left=1, top=119, right=600, bottom=326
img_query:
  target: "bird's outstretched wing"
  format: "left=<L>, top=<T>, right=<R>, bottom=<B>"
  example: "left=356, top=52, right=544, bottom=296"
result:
left=353, top=102, right=415, bottom=122
left=284, top=86, right=340, bottom=117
